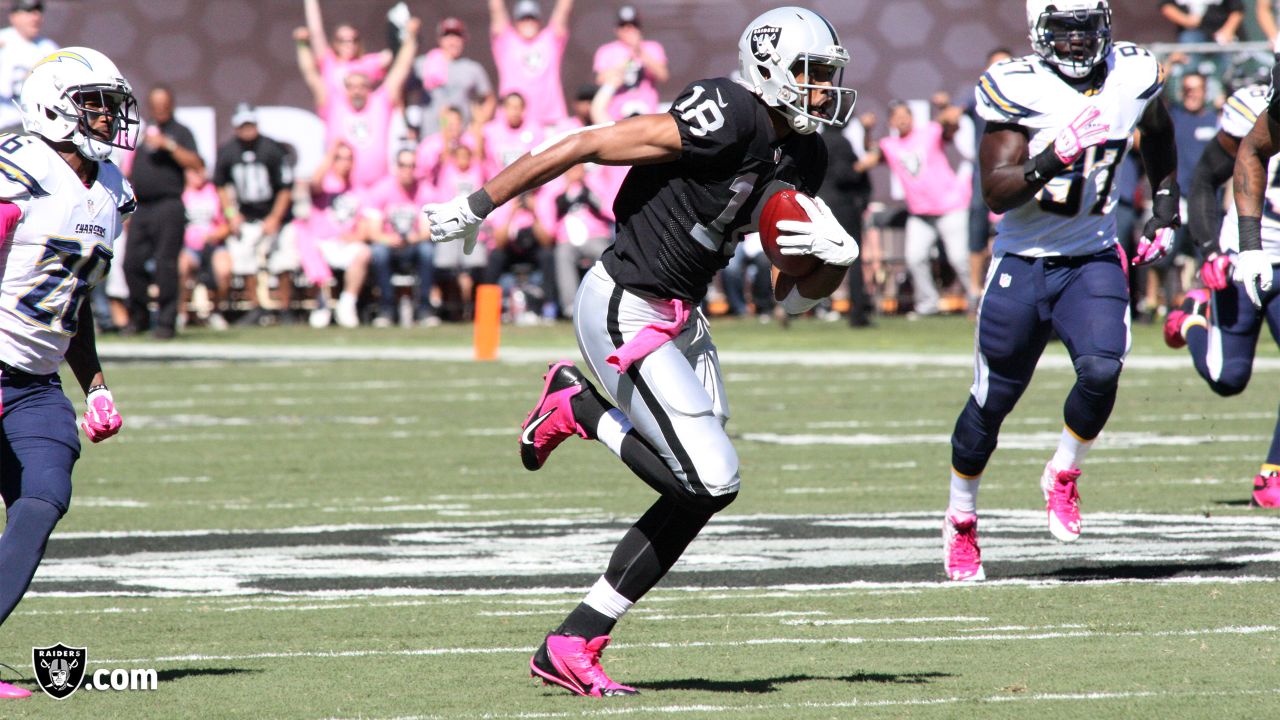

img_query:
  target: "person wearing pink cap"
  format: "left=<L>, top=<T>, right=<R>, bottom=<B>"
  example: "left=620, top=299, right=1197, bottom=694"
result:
left=415, top=16, right=495, bottom=137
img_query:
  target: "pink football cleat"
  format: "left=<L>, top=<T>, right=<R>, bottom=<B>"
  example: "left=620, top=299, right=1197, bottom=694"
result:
left=1162, top=309, right=1189, bottom=349
left=1164, top=288, right=1211, bottom=349
left=0, top=680, right=31, bottom=699
left=1252, top=471, right=1280, bottom=508
left=530, top=634, right=638, bottom=697
left=943, top=511, right=985, bottom=582
left=1042, top=463, right=1083, bottom=542
left=520, top=361, right=591, bottom=471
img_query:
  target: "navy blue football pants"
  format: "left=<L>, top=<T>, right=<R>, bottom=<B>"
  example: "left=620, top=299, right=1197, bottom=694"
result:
left=1184, top=268, right=1280, bottom=468
left=0, top=371, right=78, bottom=627
left=951, top=251, right=1130, bottom=477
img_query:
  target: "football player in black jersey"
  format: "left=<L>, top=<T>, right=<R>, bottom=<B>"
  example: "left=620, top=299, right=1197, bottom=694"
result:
left=424, top=6, right=859, bottom=697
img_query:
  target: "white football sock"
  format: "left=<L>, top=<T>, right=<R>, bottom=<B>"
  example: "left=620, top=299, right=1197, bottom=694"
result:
left=1051, top=426, right=1093, bottom=470
left=596, top=408, right=631, bottom=456
left=583, top=576, right=634, bottom=620
left=948, top=470, right=980, bottom=515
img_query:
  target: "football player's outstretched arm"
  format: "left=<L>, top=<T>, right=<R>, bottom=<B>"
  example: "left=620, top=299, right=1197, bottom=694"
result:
left=485, top=114, right=682, bottom=208
left=424, top=114, right=677, bottom=249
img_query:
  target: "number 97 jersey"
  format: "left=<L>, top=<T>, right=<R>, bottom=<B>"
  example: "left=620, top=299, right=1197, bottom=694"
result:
left=0, top=134, right=134, bottom=375
left=975, top=43, right=1164, bottom=258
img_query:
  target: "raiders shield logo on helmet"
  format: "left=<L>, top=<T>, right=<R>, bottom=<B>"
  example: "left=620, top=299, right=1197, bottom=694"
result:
left=750, top=25, right=781, bottom=62
left=32, top=643, right=86, bottom=700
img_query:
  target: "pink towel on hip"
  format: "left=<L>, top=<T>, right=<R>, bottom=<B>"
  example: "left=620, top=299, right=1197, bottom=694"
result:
left=606, top=298, right=691, bottom=373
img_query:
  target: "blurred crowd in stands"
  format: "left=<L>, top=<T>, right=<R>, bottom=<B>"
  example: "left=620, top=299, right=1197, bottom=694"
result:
left=1, top=0, right=1277, bottom=338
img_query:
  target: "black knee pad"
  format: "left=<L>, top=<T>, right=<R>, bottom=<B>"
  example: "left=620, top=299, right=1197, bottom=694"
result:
left=1074, top=355, right=1122, bottom=394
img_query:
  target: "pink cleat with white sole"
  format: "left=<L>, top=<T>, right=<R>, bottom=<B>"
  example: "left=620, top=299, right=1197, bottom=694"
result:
left=1252, top=471, right=1280, bottom=508
left=520, top=361, right=591, bottom=471
left=1041, top=463, right=1082, bottom=542
left=530, top=634, right=638, bottom=697
left=943, top=511, right=985, bottom=582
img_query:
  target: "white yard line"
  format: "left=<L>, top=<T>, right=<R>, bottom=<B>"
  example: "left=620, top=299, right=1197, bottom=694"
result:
left=83, top=623, right=1278, bottom=666
left=322, top=687, right=1280, bottom=719
left=97, top=342, right=1280, bottom=370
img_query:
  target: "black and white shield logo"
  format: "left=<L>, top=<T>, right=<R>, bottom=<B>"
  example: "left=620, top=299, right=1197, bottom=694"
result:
left=32, top=643, right=86, bottom=700
left=751, top=25, right=782, bottom=62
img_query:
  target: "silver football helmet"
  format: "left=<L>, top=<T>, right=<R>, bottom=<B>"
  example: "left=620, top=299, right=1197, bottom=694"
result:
left=737, top=6, right=857, bottom=135
left=1026, top=0, right=1113, bottom=79
left=19, top=47, right=140, bottom=161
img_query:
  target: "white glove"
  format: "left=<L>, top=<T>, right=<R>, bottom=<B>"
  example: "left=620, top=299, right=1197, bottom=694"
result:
left=422, top=195, right=482, bottom=255
left=1233, top=249, right=1274, bottom=309
left=1054, top=106, right=1110, bottom=165
left=387, top=2, right=410, bottom=39
left=773, top=194, right=860, bottom=267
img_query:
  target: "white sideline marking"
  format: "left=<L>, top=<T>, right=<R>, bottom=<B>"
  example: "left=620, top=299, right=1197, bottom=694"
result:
left=325, top=688, right=1280, bottom=719
left=778, top=615, right=989, bottom=626
left=745, top=431, right=1269, bottom=448
left=96, top=342, right=1280, bottom=370
left=85, top=624, right=1278, bottom=666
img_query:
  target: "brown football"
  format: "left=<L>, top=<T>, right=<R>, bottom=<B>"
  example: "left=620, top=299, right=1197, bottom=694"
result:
left=759, top=189, right=822, bottom=278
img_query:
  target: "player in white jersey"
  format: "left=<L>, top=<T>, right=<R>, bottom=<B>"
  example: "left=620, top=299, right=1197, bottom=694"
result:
left=943, top=0, right=1180, bottom=582
left=1165, top=68, right=1280, bottom=508
left=0, top=47, right=137, bottom=699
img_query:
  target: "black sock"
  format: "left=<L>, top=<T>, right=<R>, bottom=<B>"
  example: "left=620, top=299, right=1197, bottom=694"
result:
left=570, top=383, right=612, bottom=440
left=555, top=602, right=617, bottom=639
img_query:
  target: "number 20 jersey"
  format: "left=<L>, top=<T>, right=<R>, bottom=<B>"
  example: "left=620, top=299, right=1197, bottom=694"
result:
left=602, top=77, right=826, bottom=302
left=0, top=134, right=134, bottom=375
left=975, top=43, right=1164, bottom=258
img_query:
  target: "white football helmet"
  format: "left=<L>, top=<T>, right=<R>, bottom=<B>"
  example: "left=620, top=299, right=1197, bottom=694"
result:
left=1027, top=0, right=1113, bottom=79
left=19, top=47, right=140, bottom=161
left=737, top=6, right=857, bottom=135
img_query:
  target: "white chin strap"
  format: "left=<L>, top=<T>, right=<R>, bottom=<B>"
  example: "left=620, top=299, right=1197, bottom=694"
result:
left=791, top=113, right=819, bottom=135
left=73, top=131, right=114, bottom=161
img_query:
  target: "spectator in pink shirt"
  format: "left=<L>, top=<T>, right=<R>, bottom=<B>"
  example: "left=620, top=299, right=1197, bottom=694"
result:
left=863, top=100, right=974, bottom=316
left=298, top=16, right=421, bottom=192
left=180, top=168, right=232, bottom=331
left=416, top=17, right=495, bottom=136
left=487, top=186, right=557, bottom=323
left=488, top=0, right=576, bottom=129
left=415, top=105, right=480, bottom=183
left=428, top=142, right=489, bottom=320
left=297, top=0, right=391, bottom=103
left=361, top=149, right=438, bottom=326
left=296, top=140, right=372, bottom=328
left=482, top=92, right=545, bottom=181
left=547, top=164, right=614, bottom=318
left=592, top=6, right=668, bottom=120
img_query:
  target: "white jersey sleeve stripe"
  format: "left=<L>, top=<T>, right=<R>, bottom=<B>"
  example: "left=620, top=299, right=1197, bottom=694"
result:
left=1225, top=95, right=1258, bottom=127
left=978, top=73, right=1037, bottom=120
left=0, top=158, right=48, bottom=197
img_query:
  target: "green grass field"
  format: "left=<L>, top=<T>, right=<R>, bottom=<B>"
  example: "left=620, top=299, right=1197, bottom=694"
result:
left=2, top=315, right=1278, bottom=718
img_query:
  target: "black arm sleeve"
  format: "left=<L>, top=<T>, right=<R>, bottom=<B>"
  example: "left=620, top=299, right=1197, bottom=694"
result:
left=1187, top=138, right=1237, bottom=258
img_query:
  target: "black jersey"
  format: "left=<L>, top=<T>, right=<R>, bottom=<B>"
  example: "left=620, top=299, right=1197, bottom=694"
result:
left=601, top=77, right=827, bottom=302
